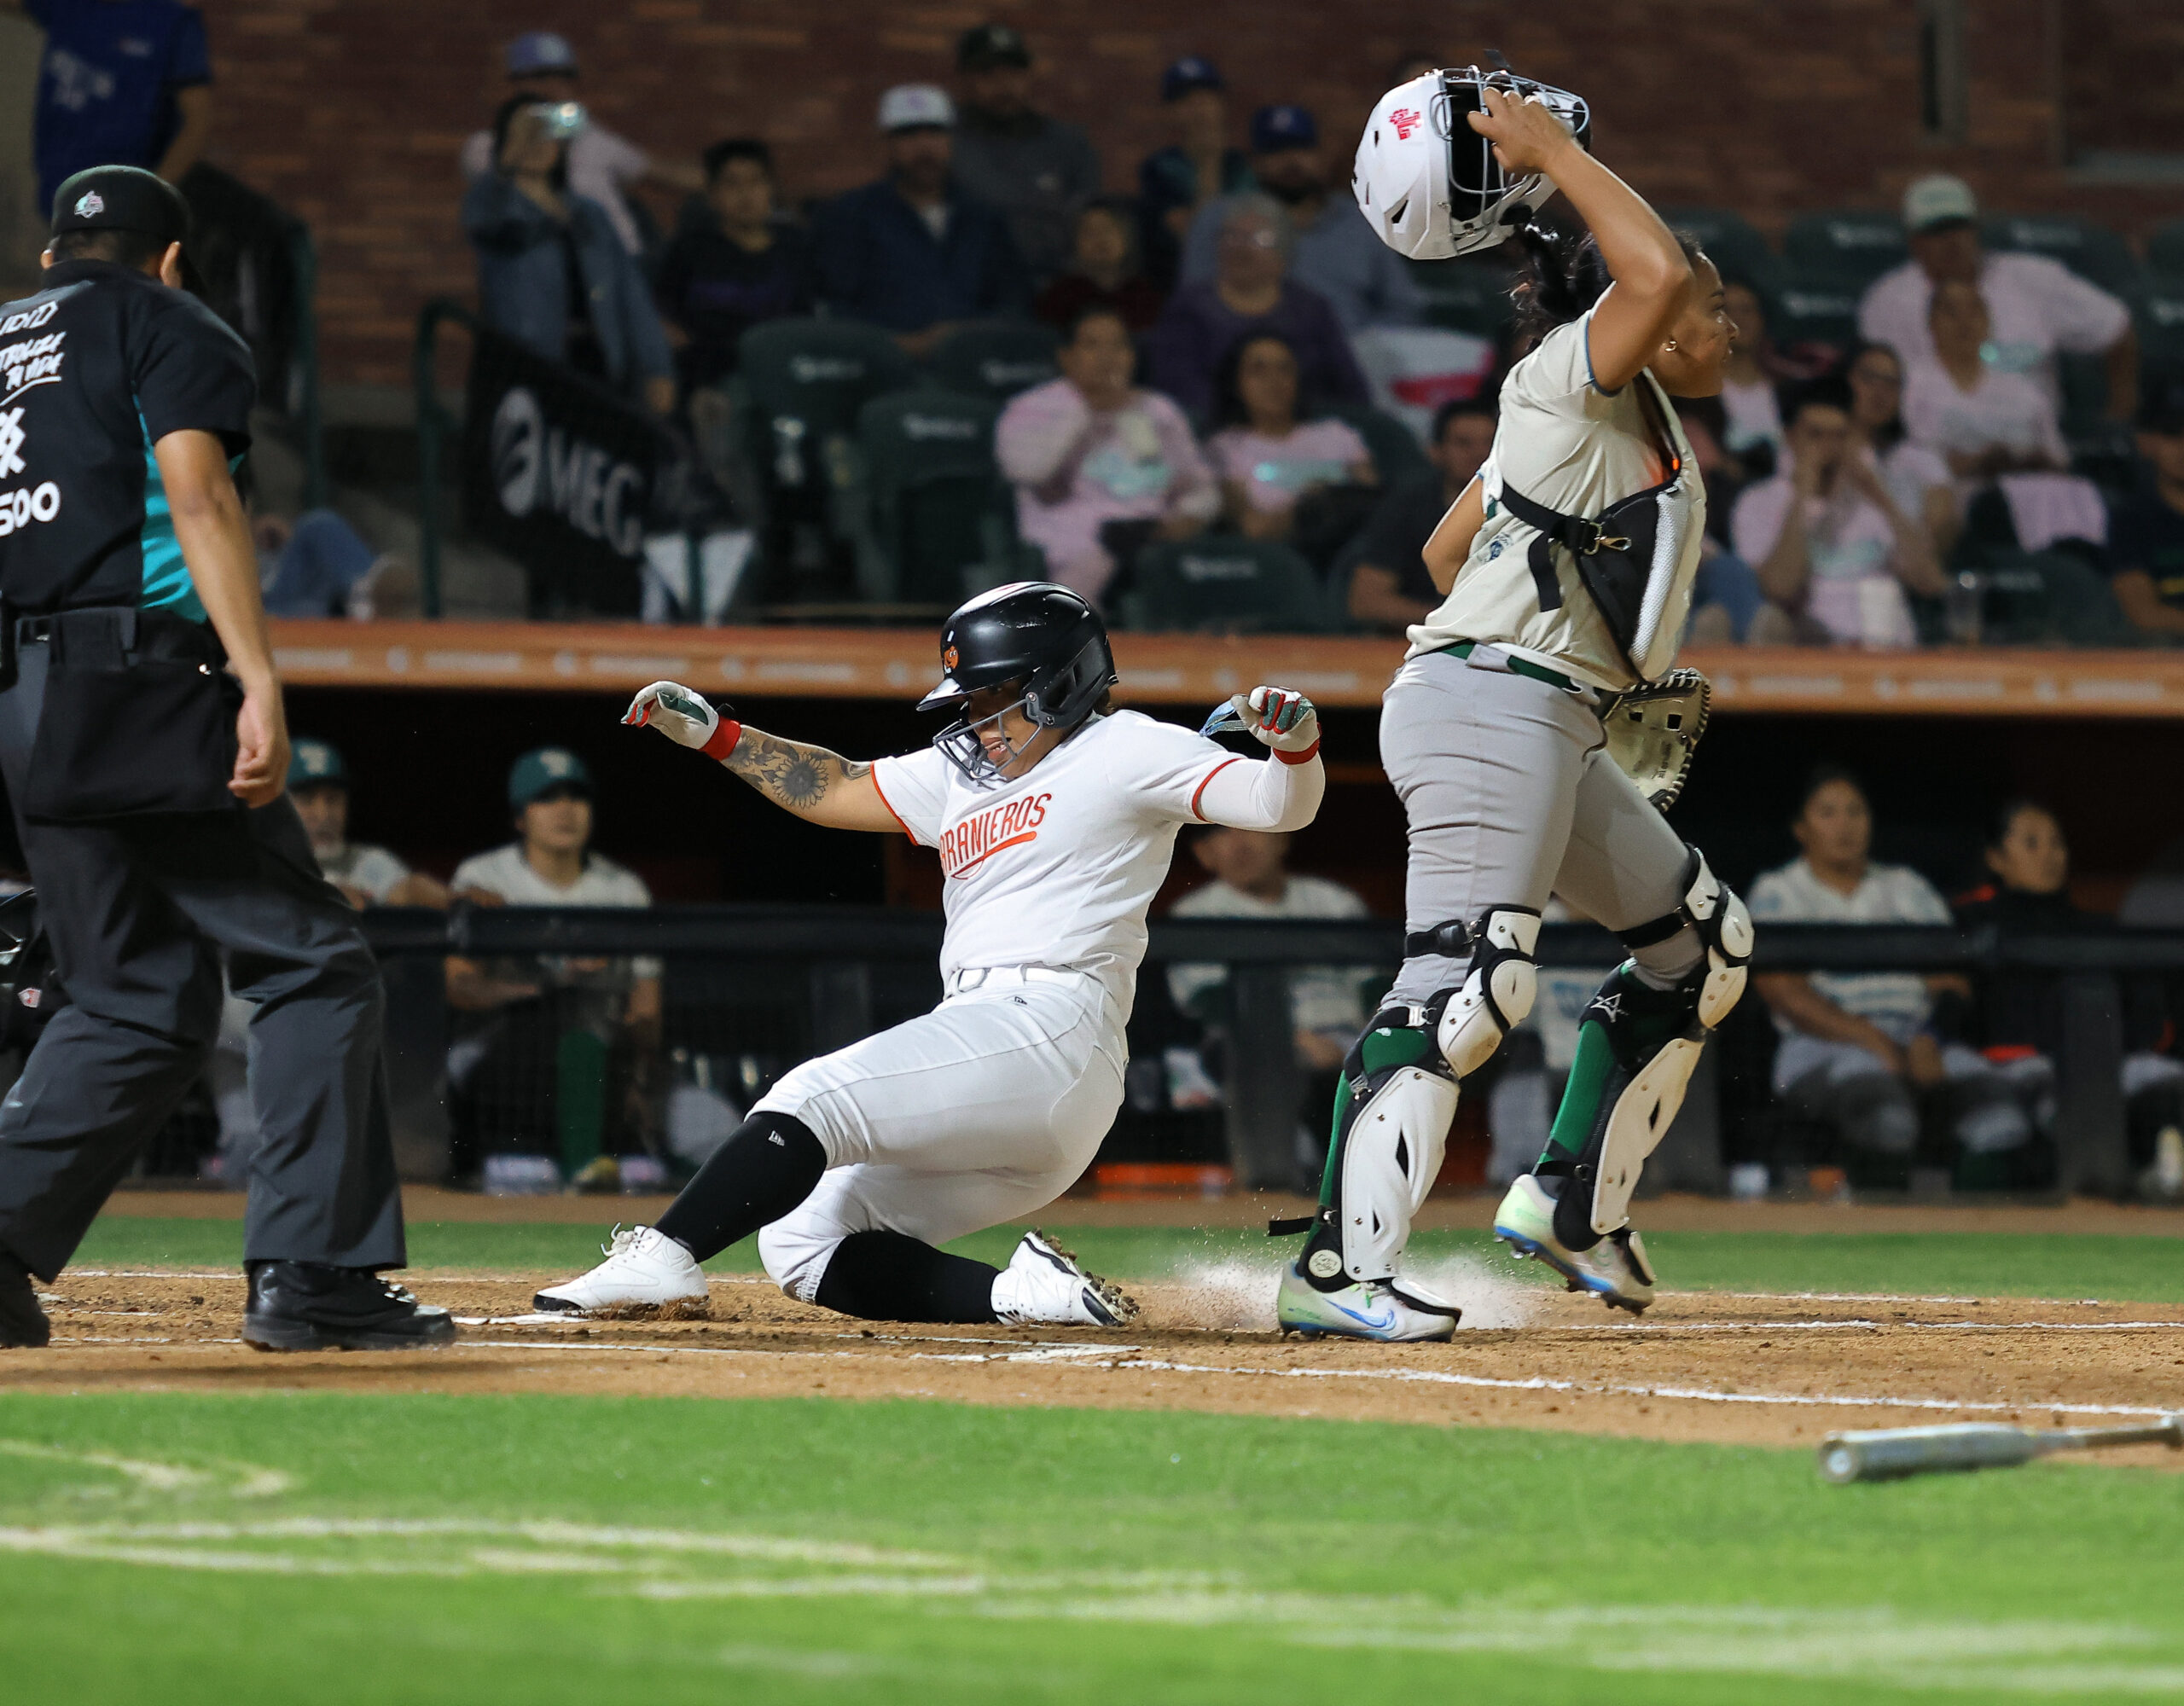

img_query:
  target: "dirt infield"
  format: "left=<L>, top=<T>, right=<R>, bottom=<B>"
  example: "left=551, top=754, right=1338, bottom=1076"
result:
left=14, top=1257, right=2184, bottom=1469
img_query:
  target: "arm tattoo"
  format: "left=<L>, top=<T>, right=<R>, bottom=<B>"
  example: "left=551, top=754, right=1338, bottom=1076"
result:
left=726, top=731, right=868, bottom=813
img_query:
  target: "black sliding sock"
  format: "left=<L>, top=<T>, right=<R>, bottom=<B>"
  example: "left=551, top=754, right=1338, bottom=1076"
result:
left=654, top=1111, right=826, bottom=1262
left=814, top=1228, right=1001, bottom=1323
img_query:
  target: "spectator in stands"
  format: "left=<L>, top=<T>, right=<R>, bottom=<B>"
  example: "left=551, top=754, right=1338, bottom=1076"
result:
left=1902, top=280, right=2070, bottom=481
left=1137, top=55, right=1252, bottom=287
left=463, top=97, right=677, bottom=416
left=254, top=508, right=413, bottom=621
left=1206, top=332, right=1375, bottom=547
left=813, top=85, right=1031, bottom=360
left=1664, top=403, right=1766, bottom=645
left=1751, top=765, right=2028, bottom=1188
left=653, top=138, right=814, bottom=396
left=948, top=23, right=1100, bottom=285
left=1032, top=197, right=1165, bottom=334
left=1844, top=339, right=1960, bottom=564
left=460, top=31, right=701, bottom=261
left=1347, top=397, right=1496, bottom=632
left=16, top=0, right=213, bottom=214
left=1178, top=105, right=1422, bottom=334
left=1167, top=826, right=1375, bottom=1183
left=1732, top=376, right=1943, bottom=647
left=445, top=749, right=661, bottom=1186
left=1717, top=277, right=1788, bottom=465
left=1953, top=798, right=2184, bottom=1193
left=1858, top=173, right=2136, bottom=424
left=287, top=740, right=449, bottom=910
left=1146, top=194, right=1368, bottom=420
left=2111, top=380, right=2184, bottom=642
left=995, top=304, right=1217, bottom=605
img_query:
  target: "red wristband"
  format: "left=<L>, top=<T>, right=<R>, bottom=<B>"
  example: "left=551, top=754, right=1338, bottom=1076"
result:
left=700, top=718, right=743, bottom=761
left=1275, top=739, right=1321, bottom=766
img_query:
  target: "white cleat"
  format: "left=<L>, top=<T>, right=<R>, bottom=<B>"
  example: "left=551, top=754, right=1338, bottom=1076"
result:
left=990, top=1229, right=1138, bottom=1326
left=1492, top=1174, right=1656, bottom=1314
left=533, top=1225, right=712, bottom=1318
left=1275, top=1261, right=1458, bottom=1342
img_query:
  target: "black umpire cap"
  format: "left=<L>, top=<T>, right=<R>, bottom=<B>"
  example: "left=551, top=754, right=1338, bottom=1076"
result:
left=49, top=165, right=191, bottom=244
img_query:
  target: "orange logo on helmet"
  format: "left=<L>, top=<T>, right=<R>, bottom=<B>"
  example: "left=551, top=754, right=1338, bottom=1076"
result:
left=944, top=646, right=959, bottom=670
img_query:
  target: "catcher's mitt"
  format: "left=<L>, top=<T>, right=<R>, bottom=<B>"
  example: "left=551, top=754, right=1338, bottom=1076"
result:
left=1603, top=667, right=1711, bottom=812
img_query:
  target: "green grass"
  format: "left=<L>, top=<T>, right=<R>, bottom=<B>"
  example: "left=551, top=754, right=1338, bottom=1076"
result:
left=2, top=1392, right=2182, bottom=1703
left=74, top=1216, right=2184, bottom=1303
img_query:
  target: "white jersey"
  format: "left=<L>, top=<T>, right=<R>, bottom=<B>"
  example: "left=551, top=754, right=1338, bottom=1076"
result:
left=1406, top=310, right=1705, bottom=693
left=872, top=710, right=1266, bottom=1024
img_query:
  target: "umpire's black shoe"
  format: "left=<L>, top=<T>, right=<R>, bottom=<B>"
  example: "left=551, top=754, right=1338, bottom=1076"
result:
left=242, top=1262, right=457, bottom=1352
left=0, top=1250, right=50, bottom=1349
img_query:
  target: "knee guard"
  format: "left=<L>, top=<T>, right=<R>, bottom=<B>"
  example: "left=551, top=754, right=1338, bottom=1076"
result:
left=1293, top=1014, right=1460, bottom=1289
left=1409, top=906, right=1542, bottom=1078
left=1620, top=848, right=1752, bottom=1030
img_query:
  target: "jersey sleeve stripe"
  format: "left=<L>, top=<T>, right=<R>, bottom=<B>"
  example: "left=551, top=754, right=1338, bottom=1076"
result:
left=869, top=767, right=921, bottom=844
left=1189, top=757, right=1244, bottom=822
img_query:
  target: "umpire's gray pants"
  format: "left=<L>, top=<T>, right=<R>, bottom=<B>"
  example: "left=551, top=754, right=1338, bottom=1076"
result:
left=0, top=637, right=404, bottom=1280
left=1382, top=648, right=1696, bottom=1008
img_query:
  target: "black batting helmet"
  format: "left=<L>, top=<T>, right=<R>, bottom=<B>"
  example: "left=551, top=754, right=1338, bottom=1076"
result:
left=919, top=582, right=1117, bottom=784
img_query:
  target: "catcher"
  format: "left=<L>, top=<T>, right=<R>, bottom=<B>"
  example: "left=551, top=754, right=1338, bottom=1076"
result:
left=1271, top=62, right=1752, bottom=1341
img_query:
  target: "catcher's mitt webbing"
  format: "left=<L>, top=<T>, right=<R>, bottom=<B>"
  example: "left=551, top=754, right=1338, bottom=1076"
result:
left=1603, top=667, right=1710, bottom=812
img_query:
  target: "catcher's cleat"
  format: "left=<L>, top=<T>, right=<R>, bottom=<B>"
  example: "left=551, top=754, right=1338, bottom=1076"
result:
left=242, top=1262, right=457, bottom=1351
left=991, top=1229, right=1137, bottom=1327
left=533, top=1226, right=711, bottom=1318
left=1492, top=1175, right=1656, bottom=1314
left=1275, top=1261, right=1458, bottom=1342
left=0, top=1251, right=49, bottom=1349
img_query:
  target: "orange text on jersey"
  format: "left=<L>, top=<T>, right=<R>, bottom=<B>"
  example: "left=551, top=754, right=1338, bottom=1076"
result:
left=941, top=792, right=1052, bottom=879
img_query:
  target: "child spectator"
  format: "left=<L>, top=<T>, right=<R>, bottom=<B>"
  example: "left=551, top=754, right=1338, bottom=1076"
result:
left=812, top=84, right=1031, bottom=359
left=948, top=23, right=1101, bottom=285
left=994, top=305, right=1216, bottom=604
left=2110, top=381, right=2184, bottom=642
left=24, top=0, right=212, bottom=214
left=1205, top=332, right=1375, bottom=545
left=1844, top=339, right=1960, bottom=563
left=1751, top=766, right=2030, bottom=1188
left=1137, top=56, right=1252, bottom=288
left=460, top=32, right=701, bottom=261
left=1145, top=194, right=1367, bottom=420
left=286, top=740, right=449, bottom=910
left=1033, top=198, right=1165, bottom=334
left=462, top=97, right=676, bottom=415
left=653, top=138, right=814, bottom=394
left=1902, top=280, right=2070, bottom=481
left=1346, top=397, right=1496, bottom=632
left=1732, top=376, right=1943, bottom=646
left=1860, top=173, right=2137, bottom=423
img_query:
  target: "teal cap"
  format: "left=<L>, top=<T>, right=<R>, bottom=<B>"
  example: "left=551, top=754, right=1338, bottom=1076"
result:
left=508, top=746, right=593, bottom=809
left=288, top=738, right=346, bottom=789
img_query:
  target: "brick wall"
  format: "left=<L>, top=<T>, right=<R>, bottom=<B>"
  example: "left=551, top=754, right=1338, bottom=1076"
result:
left=194, top=0, right=2175, bottom=386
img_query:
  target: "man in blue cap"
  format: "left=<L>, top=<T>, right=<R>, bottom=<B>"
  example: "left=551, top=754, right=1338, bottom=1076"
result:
left=1179, top=103, right=1421, bottom=334
left=947, top=22, right=1101, bottom=284
left=458, top=29, right=700, bottom=258
left=1137, top=56, right=1253, bottom=288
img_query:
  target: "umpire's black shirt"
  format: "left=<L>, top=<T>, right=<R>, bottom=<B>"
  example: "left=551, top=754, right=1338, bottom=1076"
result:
left=0, top=259, right=254, bottom=619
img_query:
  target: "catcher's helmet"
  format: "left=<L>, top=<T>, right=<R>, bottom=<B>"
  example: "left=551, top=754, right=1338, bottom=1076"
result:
left=1352, top=62, right=1591, bottom=261
left=919, top=582, right=1117, bottom=785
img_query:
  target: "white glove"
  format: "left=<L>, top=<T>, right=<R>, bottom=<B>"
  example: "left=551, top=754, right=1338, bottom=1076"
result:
left=623, top=681, right=741, bottom=760
left=1228, top=684, right=1319, bottom=757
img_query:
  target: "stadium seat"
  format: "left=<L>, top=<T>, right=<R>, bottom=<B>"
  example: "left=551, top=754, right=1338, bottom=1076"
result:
left=1769, top=270, right=1866, bottom=361
left=856, top=388, right=1024, bottom=606
left=1406, top=255, right=1516, bottom=339
left=2146, top=218, right=2184, bottom=281
left=1327, top=399, right=1434, bottom=485
left=1982, top=215, right=2141, bottom=299
left=1118, top=538, right=1330, bottom=634
left=1658, top=206, right=1781, bottom=293
left=2139, top=280, right=2184, bottom=374
left=1781, top=211, right=1907, bottom=287
left=924, top=320, right=1061, bottom=403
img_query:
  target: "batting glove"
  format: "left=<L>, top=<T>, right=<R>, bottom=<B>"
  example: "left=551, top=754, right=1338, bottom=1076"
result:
left=623, top=681, right=742, bottom=761
left=1231, top=685, right=1319, bottom=763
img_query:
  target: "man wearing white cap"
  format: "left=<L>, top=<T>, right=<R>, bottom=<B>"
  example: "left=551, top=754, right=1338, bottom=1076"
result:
left=813, top=84, right=1031, bottom=359
left=459, top=31, right=701, bottom=258
left=1856, top=174, right=2137, bottom=423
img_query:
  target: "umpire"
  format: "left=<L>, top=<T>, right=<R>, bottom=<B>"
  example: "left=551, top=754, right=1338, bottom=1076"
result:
left=0, top=167, right=452, bottom=1352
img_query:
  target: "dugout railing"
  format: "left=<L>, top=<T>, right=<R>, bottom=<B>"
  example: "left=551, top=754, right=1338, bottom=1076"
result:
left=346, top=908, right=2184, bottom=1199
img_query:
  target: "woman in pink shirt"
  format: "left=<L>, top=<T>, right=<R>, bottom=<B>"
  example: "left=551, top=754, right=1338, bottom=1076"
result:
left=1205, top=332, right=1376, bottom=543
left=994, top=305, right=1217, bottom=604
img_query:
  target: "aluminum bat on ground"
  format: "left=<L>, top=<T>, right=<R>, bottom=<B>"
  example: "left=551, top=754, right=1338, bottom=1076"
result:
left=1818, top=1417, right=2183, bottom=1484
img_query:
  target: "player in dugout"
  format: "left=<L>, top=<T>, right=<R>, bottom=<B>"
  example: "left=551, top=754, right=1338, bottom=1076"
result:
left=533, top=582, right=1324, bottom=1328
